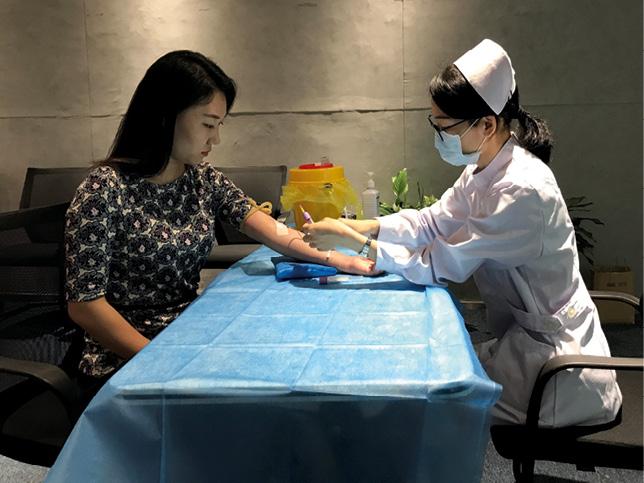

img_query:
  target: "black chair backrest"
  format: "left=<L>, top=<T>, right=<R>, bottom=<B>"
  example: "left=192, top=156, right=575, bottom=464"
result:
left=213, top=165, right=287, bottom=245
left=0, top=203, right=69, bottom=305
left=19, top=167, right=91, bottom=209
left=19, top=167, right=91, bottom=244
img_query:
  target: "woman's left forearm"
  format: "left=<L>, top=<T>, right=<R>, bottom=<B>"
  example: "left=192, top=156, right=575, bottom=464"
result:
left=240, top=211, right=331, bottom=264
left=241, top=211, right=380, bottom=275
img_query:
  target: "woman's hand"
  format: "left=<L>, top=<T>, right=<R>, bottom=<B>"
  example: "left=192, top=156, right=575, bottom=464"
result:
left=330, top=251, right=383, bottom=276
left=302, top=217, right=364, bottom=252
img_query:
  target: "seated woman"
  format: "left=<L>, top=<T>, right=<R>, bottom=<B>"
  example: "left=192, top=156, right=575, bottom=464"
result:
left=302, top=39, right=621, bottom=428
left=65, top=50, right=376, bottom=399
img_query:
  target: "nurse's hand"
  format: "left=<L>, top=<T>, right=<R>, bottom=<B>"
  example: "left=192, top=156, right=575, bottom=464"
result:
left=335, top=218, right=380, bottom=237
left=302, top=217, right=362, bottom=251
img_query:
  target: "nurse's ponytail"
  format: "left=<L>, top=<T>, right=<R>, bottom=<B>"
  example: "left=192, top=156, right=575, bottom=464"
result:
left=501, top=89, right=553, bottom=164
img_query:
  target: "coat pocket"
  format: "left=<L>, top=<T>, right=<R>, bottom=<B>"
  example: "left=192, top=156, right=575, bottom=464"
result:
left=508, top=289, right=594, bottom=335
left=508, top=303, right=563, bottom=335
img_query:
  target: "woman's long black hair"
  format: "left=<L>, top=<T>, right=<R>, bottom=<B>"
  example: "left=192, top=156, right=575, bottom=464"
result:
left=429, top=65, right=553, bottom=164
left=100, top=50, right=237, bottom=176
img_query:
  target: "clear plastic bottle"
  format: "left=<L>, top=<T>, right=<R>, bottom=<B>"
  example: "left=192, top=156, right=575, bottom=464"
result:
left=361, top=172, right=380, bottom=219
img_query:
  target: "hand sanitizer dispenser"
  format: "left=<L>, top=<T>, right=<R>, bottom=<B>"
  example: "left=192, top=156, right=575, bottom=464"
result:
left=361, top=172, right=380, bottom=219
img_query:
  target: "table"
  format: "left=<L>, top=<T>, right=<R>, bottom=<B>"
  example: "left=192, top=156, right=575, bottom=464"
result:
left=46, top=246, right=500, bottom=483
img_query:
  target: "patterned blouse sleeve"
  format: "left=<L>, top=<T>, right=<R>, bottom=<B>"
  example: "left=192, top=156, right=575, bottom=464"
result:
left=65, top=166, right=119, bottom=302
left=205, top=166, right=253, bottom=229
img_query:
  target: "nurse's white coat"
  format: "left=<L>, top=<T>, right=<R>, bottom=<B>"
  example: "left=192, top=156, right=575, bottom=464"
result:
left=375, top=135, right=622, bottom=427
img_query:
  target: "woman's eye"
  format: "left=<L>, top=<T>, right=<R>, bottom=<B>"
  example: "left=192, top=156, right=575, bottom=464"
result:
left=203, top=123, right=215, bottom=129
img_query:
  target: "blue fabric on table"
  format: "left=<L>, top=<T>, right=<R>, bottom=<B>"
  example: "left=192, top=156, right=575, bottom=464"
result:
left=47, top=246, right=501, bottom=483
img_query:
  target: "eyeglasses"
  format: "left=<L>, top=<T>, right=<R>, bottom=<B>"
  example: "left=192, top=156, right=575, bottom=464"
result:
left=427, top=115, right=470, bottom=142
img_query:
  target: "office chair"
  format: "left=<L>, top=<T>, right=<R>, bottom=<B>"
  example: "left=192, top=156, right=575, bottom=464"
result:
left=0, top=166, right=90, bottom=465
left=19, top=166, right=91, bottom=210
left=2, top=167, right=91, bottom=307
left=18, top=167, right=90, bottom=256
left=0, top=203, right=83, bottom=467
left=206, top=165, right=288, bottom=269
left=490, top=292, right=643, bottom=482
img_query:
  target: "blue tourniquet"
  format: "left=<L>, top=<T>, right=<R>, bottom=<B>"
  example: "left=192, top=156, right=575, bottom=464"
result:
left=274, top=261, right=337, bottom=281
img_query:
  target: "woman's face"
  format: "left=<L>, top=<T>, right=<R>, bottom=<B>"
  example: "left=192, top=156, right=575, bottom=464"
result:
left=430, top=99, right=486, bottom=154
left=171, top=90, right=227, bottom=165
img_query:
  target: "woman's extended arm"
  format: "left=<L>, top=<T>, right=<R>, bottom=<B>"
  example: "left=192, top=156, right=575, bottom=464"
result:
left=68, top=297, right=149, bottom=360
left=240, top=210, right=378, bottom=275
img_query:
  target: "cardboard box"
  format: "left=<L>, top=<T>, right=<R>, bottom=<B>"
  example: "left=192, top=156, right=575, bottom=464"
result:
left=592, top=266, right=635, bottom=324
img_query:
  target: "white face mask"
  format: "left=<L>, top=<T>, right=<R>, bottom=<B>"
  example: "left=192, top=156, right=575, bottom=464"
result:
left=434, top=119, right=488, bottom=167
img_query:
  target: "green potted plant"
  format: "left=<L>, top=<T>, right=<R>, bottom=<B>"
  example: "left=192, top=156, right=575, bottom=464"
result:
left=379, top=168, right=438, bottom=215
left=565, top=196, right=603, bottom=266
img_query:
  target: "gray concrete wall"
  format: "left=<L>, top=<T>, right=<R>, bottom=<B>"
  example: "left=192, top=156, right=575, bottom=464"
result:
left=1, top=0, right=641, bottom=292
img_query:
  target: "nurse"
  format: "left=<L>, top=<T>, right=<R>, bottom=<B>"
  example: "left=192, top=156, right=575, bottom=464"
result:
left=302, top=39, right=622, bottom=427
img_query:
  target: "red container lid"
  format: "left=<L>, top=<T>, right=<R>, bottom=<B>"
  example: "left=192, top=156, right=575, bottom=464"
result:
left=298, top=162, right=334, bottom=169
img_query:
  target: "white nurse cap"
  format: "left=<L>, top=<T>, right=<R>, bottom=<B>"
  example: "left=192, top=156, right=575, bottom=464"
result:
left=453, top=39, right=516, bottom=115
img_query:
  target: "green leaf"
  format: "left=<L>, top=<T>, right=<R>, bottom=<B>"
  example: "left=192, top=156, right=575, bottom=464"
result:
left=423, top=194, right=438, bottom=207
left=378, top=202, right=395, bottom=215
left=565, top=196, right=585, bottom=205
left=392, top=168, right=409, bottom=204
left=568, top=201, right=594, bottom=209
left=566, top=196, right=592, bottom=208
left=576, top=238, right=590, bottom=248
left=576, top=226, right=596, bottom=241
left=566, top=194, right=603, bottom=265
left=416, top=180, right=425, bottom=208
left=575, top=217, right=604, bottom=225
left=581, top=252, right=594, bottom=265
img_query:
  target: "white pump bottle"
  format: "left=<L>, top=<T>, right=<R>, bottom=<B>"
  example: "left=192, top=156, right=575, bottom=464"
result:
left=361, top=172, right=380, bottom=219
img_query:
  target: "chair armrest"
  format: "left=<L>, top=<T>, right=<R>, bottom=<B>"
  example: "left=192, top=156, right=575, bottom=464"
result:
left=589, top=291, right=642, bottom=313
left=0, top=203, right=70, bottom=231
left=0, top=355, right=80, bottom=420
left=526, top=354, right=644, bottom=428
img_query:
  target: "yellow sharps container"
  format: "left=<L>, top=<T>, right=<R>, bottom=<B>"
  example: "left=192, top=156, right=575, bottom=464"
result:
left=280, top=162, right=359, bottom=230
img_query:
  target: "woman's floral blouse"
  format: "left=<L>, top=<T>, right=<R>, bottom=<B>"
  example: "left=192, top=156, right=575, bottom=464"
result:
left=65, top=162, right=253, bottom=377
